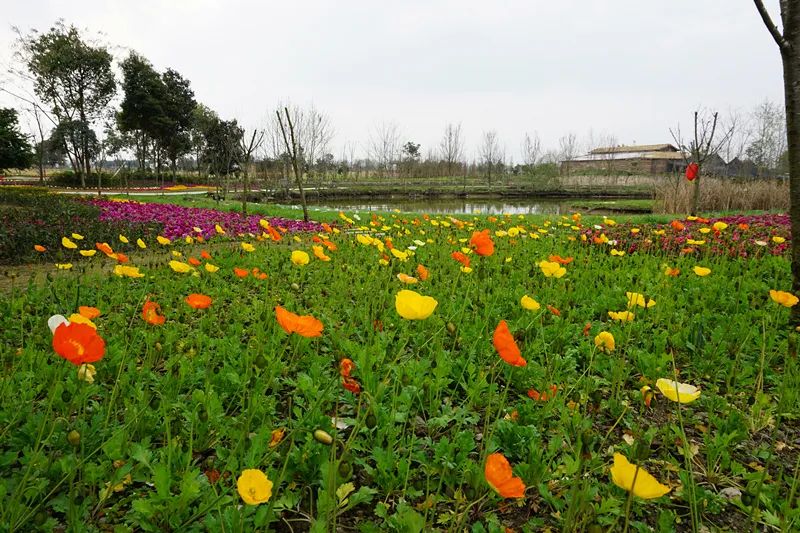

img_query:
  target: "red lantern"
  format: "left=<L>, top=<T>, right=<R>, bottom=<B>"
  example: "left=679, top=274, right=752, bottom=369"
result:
left=685, top=162, right=699, bottom=181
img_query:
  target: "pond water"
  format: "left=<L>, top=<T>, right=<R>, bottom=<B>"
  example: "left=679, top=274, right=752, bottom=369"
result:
left=301, top=197, right=583, bottom=215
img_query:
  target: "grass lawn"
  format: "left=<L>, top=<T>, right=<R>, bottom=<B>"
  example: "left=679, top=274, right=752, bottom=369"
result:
left=1, top=202, right=798, bottom=531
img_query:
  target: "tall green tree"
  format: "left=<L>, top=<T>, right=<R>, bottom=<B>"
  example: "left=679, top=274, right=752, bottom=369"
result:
left=20, top=22, right=115, bottom=187
left=0, top=108, right=33, bottom=173
left=158, top=69, right=196, bottom=179
left=118, top=52, right=165, bottom=173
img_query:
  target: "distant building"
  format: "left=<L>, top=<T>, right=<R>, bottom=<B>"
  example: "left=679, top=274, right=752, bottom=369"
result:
left=562, top=144, right=686, bottom=175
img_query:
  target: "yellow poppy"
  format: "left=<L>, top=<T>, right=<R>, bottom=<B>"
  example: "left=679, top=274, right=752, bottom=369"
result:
left=114, top=265, right=145, bottom=278
left=62, top=237, right=78, bottom=249
left=119, top=235, right=129, bottom=243
left=608, top=311, right=634, bottom=322
left=520, top=295, right=540, bottom=311
left=215, top=224, right=225, bottom=235
left=71, top=233, right=84, bottom=240
left=626, top=292, right=655, bottom=309
left=236, top=469, right=273, bottom=505
left=79, top=250, right=97, bottom=257
left=594, top=331, right=615, bottom=352
left=655, top=378, right=701, bottom=404
left=391, top=248, right=410, bottom=262
left=137, top=238, right=147, bottom=249
left=204, top=263, right=220, bottom=273
left=773, top=236, right=786, bottom=244
left=610, top=453, right=670, bottom=499
left=397, top=273, right=418, bottom=284
left=693, top=266, right=711, bottom=277
left=157, top=236, right=171, bottom=245
left=169, top=260, right=193, bottom=273
left=241, top=242, right=255, bottom=252
left=770, top=290, right=799, bottom=307
left=538, top=260, right=566, bottom=278
left=610, top=249, right=625, bottom=256
left=291, top=250, right=310, bottom=266
left=395, top=290, right=438, bottom=320
left=55, top=263, right=73, bottom=270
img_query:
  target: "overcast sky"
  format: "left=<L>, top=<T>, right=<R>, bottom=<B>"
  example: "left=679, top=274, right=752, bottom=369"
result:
left=0, top=0, right=786, bottom=161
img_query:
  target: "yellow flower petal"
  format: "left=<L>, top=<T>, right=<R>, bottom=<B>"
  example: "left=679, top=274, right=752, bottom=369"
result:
left=655, top=378, right=701, bottom=404
left=610, top=453, right=670, bottom=499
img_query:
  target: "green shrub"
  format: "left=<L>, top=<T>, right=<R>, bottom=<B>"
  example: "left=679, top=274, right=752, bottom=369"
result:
left=0, top=187, right=162, bottom=264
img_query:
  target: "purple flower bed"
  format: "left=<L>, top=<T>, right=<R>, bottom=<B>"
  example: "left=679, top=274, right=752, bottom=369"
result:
left=89, top=199, right=324, bottom=240
left=581, top=213, right=790, bottom=258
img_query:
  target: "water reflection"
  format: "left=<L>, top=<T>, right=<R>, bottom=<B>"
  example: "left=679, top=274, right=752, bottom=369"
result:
left=303, top=198, right=578, bottom=215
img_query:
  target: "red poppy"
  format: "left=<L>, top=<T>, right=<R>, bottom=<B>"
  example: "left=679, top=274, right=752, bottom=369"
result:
left=416, top=264, right=429, bottom=281
left=52, top=322, right=106, bottom=365
left=493, top=320, right=526, bottom=367
left=485, top=453, right=526, bottom=498
left=234, top=267, right=249, bottom=278
left=275, top=306, right=323, bottom=337
left=685, top=162, right=699, bottom=181
left=340, top=358, right=355, bottom=377
left=548, top=255, right=573, bottom=265
left=451, top=251, right=471, bottom=268
left=188, top=257, right=201, bottom=266
left=547, top=305, right=561, bottom=317
left=200, top=250, right=212, bottom=260
left=342, top=376, right=361, bottom=394
left=142, top=300, right=166, bottom=325
left=470, top=229, right=495, bottom=256
left=185, top=294, right=213, bottom=309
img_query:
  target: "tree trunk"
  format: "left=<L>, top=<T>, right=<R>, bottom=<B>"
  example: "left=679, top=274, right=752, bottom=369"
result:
left=691, top=172, right=701, bottom=216
left=783, top=47, right=800, bottom=325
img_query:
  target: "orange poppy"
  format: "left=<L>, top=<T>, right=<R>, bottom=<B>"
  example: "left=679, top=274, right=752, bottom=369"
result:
left=670, top=220, right=685, bottom=231
left=528, top=384, right=558, bottom=402
left=665, top=267, right=680, bottom=277
left=312, top=235, right=322, bottom=243
left=340, top=358, right=355, bottom=377
left=470, top=229, right=495, bottom=256
left=416, top=264, right=429, bottom=281
left=188, top=257, right=201, bottom=266
left=493, top=320, right=526, bottom=367
left=548, top=255, right=573, bottom=265
left=234, top=267, right=250, bottom=278
left=274, top=306, right=323, bottom=337
left=200, top=250, right=212, bottom=260
left=267, top=226, right=282, bottom=241
left=52, top=322, right=106, bottom=365
left=78, top=306, right=101, bottom=320
left=321, top=222, right=333, bottom=233
left=142, top=300, right=166, bottom=325
left=547, top=305, right=561, bottom=317
left=96, top=242, right=114, bottom=255
left=451, top=251, right=471, bottom=268
left=737, top=223, right=749, bottom=231
left=252, top=268, right=268, bottom=280
left=582, top=322, right=592, bottom=336
left=342, top=376, right=361, bottom=394
left=115, top=252, right=129, bottom=264
left=680, top=247, right=695, bottom=255
left=485, top=453, right=526, bottom=498
left=185, top=294, right=213, bottom=309
left=322, top=239, right=337, bottom=251
left=34, top=244, right=46, bottom=252
left=385, top=239, right=394, bottom=250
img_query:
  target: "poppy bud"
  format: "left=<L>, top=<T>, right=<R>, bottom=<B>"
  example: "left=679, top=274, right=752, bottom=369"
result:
left=337, top=459, right=352, bottom=477
left=67, top=430, right=81, bottom=447
left=365, top=413, right=377, bottom=429
left=291, top=283, right=300, bottom=291
left=313, top=429, right=333, bottom=445
left=155, top=342, right=162, bottom=352
left=254, top=355, right=267, bottom=369
left=199, top=410, right=208, bottom=422
left=446, top=322, right=456, bottom=336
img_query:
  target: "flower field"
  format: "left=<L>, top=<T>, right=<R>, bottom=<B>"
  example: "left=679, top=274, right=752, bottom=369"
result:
left=1, top=203, right=799, bottom=532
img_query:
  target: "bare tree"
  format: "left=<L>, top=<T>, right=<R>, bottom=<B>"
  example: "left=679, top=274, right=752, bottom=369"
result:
left=521, top=131, right=542, bottom=169
left=753, top=0, right=800, bottom=324
left=670, top=109, right=735, bottom=215
left=276, top=108, right=309, bottom=222
left=439, top=123, right=464, bottom=177
left=558, top=133, right=579, bottom=174
left=238, top=128, right=265, bottom=215
left=719, top=108, right=753, bottom=165
left=746, top=99, right=787, bottom=175
left=478, top=130, right=504, bottom=185
left=368, top=121, right=401, bottom=177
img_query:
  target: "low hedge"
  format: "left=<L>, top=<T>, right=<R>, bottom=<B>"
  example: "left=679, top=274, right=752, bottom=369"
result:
left=0, top=187, right=163, bottom=265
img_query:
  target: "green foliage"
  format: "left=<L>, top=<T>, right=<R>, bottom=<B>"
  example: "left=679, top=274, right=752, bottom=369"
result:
left=0, top=108, right=34, bottom=173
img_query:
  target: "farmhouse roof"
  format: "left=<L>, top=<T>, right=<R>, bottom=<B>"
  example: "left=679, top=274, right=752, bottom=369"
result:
left=589, top=144, right=679, bottom=155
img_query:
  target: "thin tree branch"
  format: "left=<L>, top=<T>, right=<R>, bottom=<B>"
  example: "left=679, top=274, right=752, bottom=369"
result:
left=754, top=0, right=791, bottom=52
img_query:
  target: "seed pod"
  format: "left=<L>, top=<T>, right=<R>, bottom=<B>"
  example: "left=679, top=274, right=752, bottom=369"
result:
left=67, top=430, right=81, bottom=447
left=291, top=283, right=300, bottom=291
left=313, top=429, right=333, bottom=445
left=338, top=459, right=352, bottom=477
